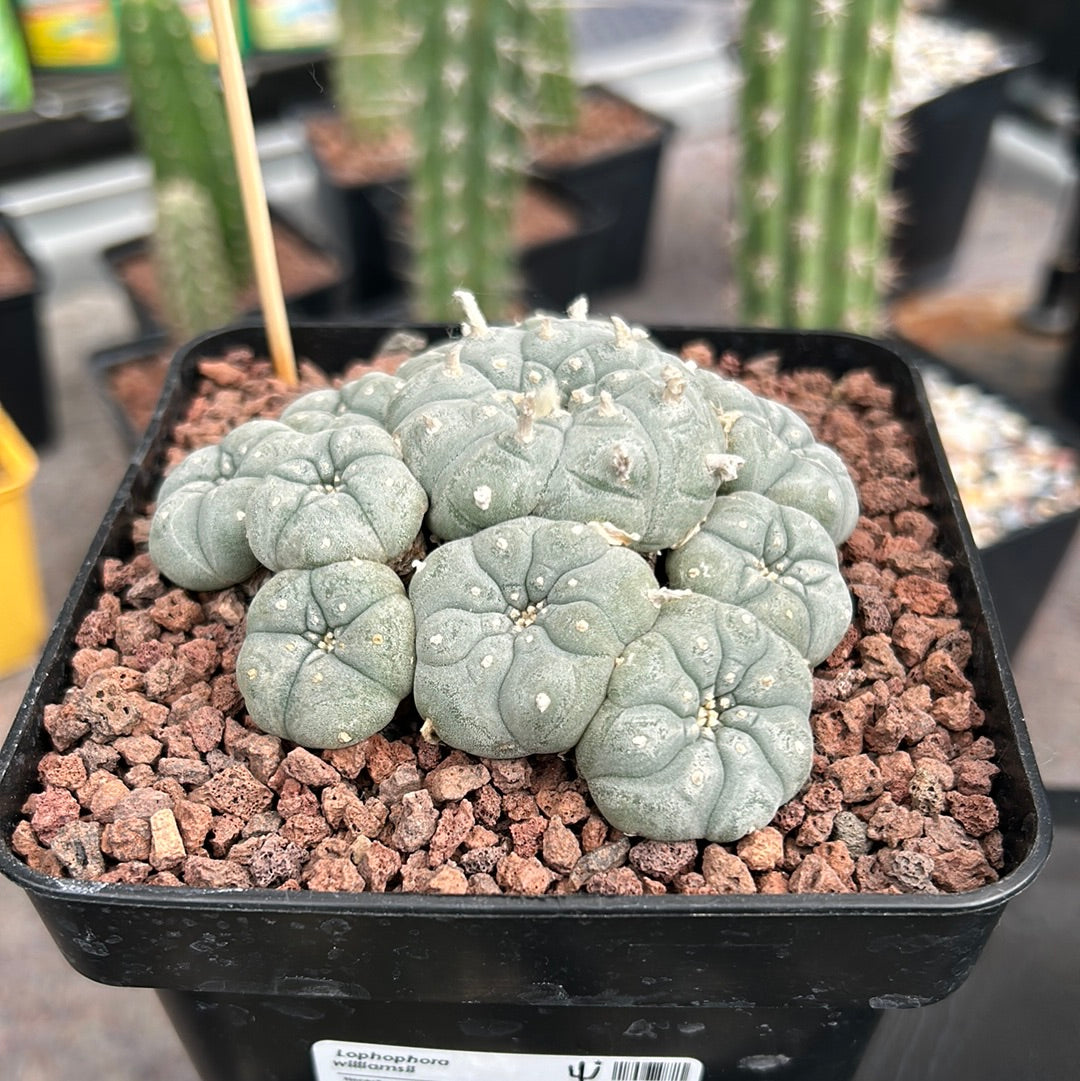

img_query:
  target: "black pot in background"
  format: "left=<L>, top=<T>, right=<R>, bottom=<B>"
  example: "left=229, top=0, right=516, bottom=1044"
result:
left=384, top=177, right=614, bottom=313
left=896, top=337, right=1080, bottom=658
left=890, top=61, right=1032, bottom=294
left=0, top=212, right=53, bottom=448
left=101, top=206, right=347, bottom=339
left=88, top=332, right=173, bottom=452
left=0, top=321, right=1051, bottom=1081
left=531, top=85, right=675, bottom=297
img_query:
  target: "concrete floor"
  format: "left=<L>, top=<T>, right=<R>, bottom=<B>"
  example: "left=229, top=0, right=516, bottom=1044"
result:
left=2, top=102, right=1080, bottom=1078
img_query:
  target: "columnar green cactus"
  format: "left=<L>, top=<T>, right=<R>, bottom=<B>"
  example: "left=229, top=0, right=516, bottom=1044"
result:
left=736, top=0, right=904, bottom=333
left=407, top=0, right=537, bottom=321
left=523, top=0, right=578, bottom=132
left=117, top=0, right=250, bottom=289
left=152, top=178, right=239, bottom=340
left=331, top=0, right=416, bottom=144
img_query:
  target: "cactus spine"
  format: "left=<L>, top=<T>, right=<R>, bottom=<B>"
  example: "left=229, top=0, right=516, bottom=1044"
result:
left=117, top=0, right=250, bottom=291
left=153, top=178, right=239, bottom=340
left=332, top=0, right=416, bottom=144
left=408, top=0, right=537, bottom=322
left=736, top=0, right=903, bottom=334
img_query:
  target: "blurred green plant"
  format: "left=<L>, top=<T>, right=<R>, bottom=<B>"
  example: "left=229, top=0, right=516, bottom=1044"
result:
left=736, top=0, right=905, bottom=333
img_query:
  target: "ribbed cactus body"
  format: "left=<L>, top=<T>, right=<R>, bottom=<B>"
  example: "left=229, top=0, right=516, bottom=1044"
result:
left=117, top=0, right=250, bottom=288
left=525, top=0, right=578, bottom=132
left=153, top=178, right=238, bottom=340
left=737, top=0, right=903, bottom=334
left=332, top=0, right=415, bottom=143
left=408, top=0, right=536, bottom=321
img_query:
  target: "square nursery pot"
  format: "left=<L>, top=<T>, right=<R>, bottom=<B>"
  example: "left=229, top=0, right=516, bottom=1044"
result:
left=890, top=61, right=1029, bottom=294
left=0, top=212, right=54, bottom=449
left=529, top=85, right=675, bottom=296
left=895, top=338, right=1080, bottom=659
left=298, top=109, right=413, bottom=310
left=386, top=178, right=614, bottom=313
left=0, top=323, right=1051, bottom=1081
left=102, top=206, right=347, bottom=339
left=89, top=332, right=174, bottom=452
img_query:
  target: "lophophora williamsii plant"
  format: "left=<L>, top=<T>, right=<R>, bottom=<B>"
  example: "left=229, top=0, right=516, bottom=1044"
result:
left=149, top=292, right=859, bottom=844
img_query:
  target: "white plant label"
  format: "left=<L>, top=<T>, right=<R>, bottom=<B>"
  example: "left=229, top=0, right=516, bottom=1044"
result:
left=311, top=1040, right=704, bottom=1081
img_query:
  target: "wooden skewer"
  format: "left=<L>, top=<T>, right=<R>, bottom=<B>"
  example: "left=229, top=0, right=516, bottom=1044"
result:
left=206, top=0, right=297, bottom=385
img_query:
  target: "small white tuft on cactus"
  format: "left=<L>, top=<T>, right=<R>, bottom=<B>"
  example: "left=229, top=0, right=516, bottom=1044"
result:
left=760, top=30, right=786, bottom=58
left=611, top=444, right=633, bottom=481
left=597, top=390, right=619, bottom=418
left=611, top=315, right=633, bottom=347
left=566, top=296, right=589, bottom=321
left=590, top=521, right=641, bottom=547
left=514, top=393, right=536, bottom=444
left=443, top=343, right=465, bottom=377
left=815, top=0, right=850, bottom=24
left=706, top=453, right=744, bottom=481
left=661, top=366, right=687, bottom=403
left=453, top=290, right=489, bottom=335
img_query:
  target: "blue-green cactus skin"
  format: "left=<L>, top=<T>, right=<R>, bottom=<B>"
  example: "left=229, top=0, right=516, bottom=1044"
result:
left=149, top=420, right=309, bottom=591
left=410, top=517, right=661, bottom=758
left=236, top=559, right=415, bottom=749
left=244, top=425, right=428, bottom=571
left=694, top=367, right=860, bottom=543
left=666, top=489, right=852, bottom=666
left=280, top=372, right=404, bottom=432
left=388, top=300, right=728, bottom=550
left=575, top=590, right=814, bottom=843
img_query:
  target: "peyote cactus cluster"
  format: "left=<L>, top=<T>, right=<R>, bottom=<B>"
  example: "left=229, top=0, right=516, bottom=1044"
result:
left=117, top=0, right=250, bottom=338
left=149, top=293, right=859, bottom=843
left=736, top=0, right=904, bottom=334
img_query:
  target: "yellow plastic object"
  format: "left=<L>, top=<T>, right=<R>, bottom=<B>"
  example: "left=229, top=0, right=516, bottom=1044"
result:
left=0, top=404, right=46, bottom=676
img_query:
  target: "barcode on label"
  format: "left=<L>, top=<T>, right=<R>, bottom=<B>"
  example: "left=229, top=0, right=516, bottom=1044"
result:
left=610, top=1063, right=693, bottom=1081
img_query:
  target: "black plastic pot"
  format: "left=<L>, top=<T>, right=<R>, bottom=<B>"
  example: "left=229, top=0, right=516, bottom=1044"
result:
left=896, top=337, right=1080, bottom=658
left=890, top=66, right=1024, bottom=294
left=0, top=323, right=1051, bottom=1081
left=299, top=113, right=410, bottom=310
left=102, top=207, right=346, bottom=338
left=386, top=178, right=614, bottom=312
left=0, top=212, right=53, bottom=448
left=88, top=332, right=173, bottom=451
left=531, top=85, right=675, bottom=296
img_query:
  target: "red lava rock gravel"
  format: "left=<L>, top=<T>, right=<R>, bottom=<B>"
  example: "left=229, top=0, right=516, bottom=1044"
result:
left=9, top=342, right=1007, bottom=896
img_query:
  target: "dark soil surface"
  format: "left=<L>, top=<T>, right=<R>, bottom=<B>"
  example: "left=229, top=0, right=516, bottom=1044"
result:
left=11, top=341, right=1006, bottom=897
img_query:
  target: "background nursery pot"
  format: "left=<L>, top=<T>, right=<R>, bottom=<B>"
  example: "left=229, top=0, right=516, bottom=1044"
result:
left=0, top=322, right=1051, bottom=1081
left=0, top=211, right=53, bottom=449
left=102, top=209, right=346, bottom=339
left=529, top=85, right=675, bottom=296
